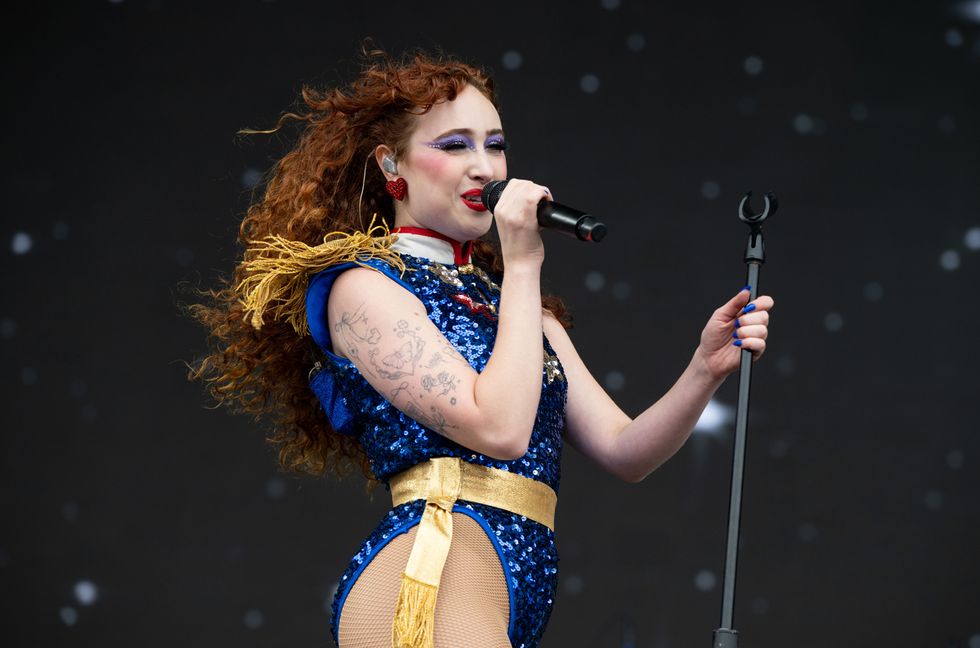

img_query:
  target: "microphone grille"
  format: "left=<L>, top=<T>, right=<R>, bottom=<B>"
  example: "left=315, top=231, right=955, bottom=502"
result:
left=481, top=180, right=510, bottom=212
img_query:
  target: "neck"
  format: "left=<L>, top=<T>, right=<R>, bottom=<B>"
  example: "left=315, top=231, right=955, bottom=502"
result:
left=391, top=227, right=473, bottom=265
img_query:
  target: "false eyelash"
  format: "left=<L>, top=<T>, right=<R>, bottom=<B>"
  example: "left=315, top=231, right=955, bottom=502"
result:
left=429, top=137, right=474, bottom=151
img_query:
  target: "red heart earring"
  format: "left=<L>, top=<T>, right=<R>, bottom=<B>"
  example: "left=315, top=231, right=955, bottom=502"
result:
left=385, top=178, right=407, bottom=201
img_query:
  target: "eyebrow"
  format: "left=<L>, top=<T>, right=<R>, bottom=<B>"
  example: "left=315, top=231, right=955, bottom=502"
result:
left=431, top=128, right=505, bottom=140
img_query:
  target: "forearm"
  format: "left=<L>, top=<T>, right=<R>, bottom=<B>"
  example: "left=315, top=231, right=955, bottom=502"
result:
left=612, top=349, right=725, bottom=482
left=473, top=262, right=544, bottom=457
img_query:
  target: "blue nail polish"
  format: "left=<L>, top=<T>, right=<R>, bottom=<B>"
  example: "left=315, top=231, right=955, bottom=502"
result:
left=742, top=285, right=752, bottom=292
left=742, top=303, right=757, bottom=314
left=732, top=332, right=739, bottom=339
left=733, top=340, right=743, bottom=347
left=735, top=318, right=741, bottom=328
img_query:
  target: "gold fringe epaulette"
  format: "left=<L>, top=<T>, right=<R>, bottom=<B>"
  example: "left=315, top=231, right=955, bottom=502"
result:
left=237, top=217, right=405, bottom=335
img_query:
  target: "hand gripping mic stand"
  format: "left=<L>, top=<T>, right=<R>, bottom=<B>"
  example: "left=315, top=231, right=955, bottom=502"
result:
left=712, top=191, right=776, bottom=648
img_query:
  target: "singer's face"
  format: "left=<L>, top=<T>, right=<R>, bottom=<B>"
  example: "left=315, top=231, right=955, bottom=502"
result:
left=394, top=84, right=507, bottom=242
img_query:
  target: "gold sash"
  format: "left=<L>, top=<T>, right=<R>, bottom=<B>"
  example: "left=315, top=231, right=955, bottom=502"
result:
left=388, top=457, right=557, bottom=648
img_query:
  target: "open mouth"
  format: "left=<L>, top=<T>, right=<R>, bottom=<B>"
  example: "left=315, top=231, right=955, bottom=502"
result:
left=461, top=190, right=487, bottom=212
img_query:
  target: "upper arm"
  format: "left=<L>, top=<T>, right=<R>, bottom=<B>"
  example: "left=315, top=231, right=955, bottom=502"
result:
left=542, top=312, right=632, bottom=472
left=325, top=267, right=512, bottom=458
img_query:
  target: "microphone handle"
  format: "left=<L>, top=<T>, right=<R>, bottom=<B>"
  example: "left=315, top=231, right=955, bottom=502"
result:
left=538, top=201, right=608, bottom=242
left=481, top=180, right=607, bottom=242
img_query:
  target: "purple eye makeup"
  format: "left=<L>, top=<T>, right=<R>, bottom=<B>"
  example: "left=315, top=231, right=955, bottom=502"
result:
left=427, top=135, right=476, bottom=151
left=425, top=132, right=508, bottom=153
left=485, top=135, right=509, bottom=151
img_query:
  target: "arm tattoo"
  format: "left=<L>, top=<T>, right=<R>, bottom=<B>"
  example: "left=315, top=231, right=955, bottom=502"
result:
left=333, top=304, right=382, bottom=377
left=367, top=319, right=425, bottom=380
left=438, top=339, right=468, bottom=365
left=391, top=381, right=412, bottom=400
left=334, top=306, right=459, bottom=433
left=423, top=352, right=446, bottom=368
left=402, top=400, right=455, bottom=435
left=421, top=371, right=458, bottom=405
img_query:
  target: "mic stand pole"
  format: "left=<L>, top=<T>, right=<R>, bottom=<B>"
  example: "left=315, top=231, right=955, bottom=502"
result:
left=712, top=191, right=776, bottom=648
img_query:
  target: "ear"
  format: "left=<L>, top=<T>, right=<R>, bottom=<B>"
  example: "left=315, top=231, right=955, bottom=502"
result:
left=374, top=145, right=397, bottom=180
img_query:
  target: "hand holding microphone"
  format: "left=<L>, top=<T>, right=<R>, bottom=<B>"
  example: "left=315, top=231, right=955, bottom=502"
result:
left=481, top=179, right=608, bottom=242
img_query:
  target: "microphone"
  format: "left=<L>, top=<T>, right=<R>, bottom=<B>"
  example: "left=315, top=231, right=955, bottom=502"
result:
left=481, top=180, right=608, bottom=242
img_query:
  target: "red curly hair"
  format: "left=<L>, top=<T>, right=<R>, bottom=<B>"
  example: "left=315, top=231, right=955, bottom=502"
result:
left=186, top=47, right=570, bottom=481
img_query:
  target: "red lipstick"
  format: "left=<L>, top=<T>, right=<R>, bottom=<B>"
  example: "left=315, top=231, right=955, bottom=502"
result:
left=461, top=188, right=488, bottom=212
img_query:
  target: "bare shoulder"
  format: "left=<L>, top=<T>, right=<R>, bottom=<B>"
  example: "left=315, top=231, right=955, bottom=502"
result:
left=329, top=266, right=426, bottom=312
left=331, top=265, right=411, bottom=299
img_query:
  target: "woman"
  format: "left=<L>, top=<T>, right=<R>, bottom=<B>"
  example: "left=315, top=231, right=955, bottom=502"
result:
left=189, top=48, right=773, bottom=648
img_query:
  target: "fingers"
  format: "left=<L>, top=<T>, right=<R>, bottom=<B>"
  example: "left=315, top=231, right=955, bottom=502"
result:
left=736, top=337, right=767, bottom=359
left=748, top=295, right=775, bottom=312
left=730, top=291, right=772, bottom=360
left=493, top=178, right=550, bottom=263
left=496, top=178, right=552, bottom=220
left=733, top=324, right=768, bottom=340
left=718, top=286, right=753, bottom=319
left=734, top=310, right=769, bottom=327
left=722, top=290, right=775, bottom=320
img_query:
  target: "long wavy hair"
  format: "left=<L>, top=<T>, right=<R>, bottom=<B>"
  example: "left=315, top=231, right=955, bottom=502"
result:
left=186, top=47, right=571, bottom=482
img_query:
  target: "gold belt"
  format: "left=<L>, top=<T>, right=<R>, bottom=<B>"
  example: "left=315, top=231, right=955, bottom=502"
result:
left=388, top=457, right=557, bottom=648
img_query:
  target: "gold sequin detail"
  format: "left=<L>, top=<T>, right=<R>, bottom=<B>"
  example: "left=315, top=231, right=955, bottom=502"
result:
left=428, top=262, right=498, bottom=316
left=543, top=350, right=564, bottom=384
left=426, top=263, right=464, bottom=289
left=458, top=263, right=501, bottom=292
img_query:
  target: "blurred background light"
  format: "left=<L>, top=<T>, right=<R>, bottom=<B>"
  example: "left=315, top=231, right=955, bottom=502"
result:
left=604, top=370, right=626, bottom=391
left=12, top=232, right=33, bottom=254
left=580, top=74, right=600, bottom=93
left=939, top=249, right=961, bottom=270
left=743, top=55, right=763, bottom=75
left=584, top=270, right=605, bottom=291
left=793, top=113, right=815, bottom=134
left=241, top=168, right=262, bottom=189
left=694, top=569, right=716, bottom=591
left=946, top=450, right=964, bottom=469
left=823, top=312, right=844, bottom=332
left=694, top=399, right=734, bottom=435
left=501, top=50, right=523, bottom=70
left=59, top=606, right=78, bottom=627
left=73, top=580, right=98, bottom=606
left=953, top=1, right=980, bottom=23
left=701, top=180, right=721, bottom=200
left=964, top=226, right=980, bottom=250
left=243, top=609, right=264, bottom=630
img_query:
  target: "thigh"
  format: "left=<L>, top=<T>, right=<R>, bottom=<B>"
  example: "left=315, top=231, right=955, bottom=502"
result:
left=338, top=512, right=511, bottom=648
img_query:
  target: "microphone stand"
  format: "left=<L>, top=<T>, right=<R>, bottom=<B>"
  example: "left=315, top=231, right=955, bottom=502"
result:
left=711, top=191, right=777, bottom=648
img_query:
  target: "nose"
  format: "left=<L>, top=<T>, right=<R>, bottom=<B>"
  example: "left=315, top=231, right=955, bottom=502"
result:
left=468, top=149, right=496, bottom=184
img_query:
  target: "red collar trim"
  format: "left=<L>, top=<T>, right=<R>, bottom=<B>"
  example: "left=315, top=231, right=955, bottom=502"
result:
left=391, top=227, right=473, bottom=265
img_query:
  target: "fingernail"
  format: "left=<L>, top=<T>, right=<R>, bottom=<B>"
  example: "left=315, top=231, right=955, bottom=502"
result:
left=742, top=303, right=757, bottom=314
left=735, top=318, right=741, bottom=328
left=733, top=340, right=743, bottom=347
left=742, top=285, right=752, bottom=292
left=732, top=332, right=739, bottom=339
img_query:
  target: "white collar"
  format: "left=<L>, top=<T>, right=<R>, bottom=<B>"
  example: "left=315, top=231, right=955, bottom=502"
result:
left=389, top=228, right=473, bottom=265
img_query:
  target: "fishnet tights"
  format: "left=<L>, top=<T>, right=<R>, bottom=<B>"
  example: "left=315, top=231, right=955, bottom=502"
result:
left=338, top=512, right=511, bottom=647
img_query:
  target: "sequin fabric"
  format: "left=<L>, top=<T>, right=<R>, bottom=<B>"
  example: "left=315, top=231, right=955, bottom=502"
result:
left=310, top=253, right=567, bottom=648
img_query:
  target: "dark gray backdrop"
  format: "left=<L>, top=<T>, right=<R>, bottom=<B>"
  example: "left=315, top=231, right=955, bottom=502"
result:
left=2, top=1, right=979, bottom=646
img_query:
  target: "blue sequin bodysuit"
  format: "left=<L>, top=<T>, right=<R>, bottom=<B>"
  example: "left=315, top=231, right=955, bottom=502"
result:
left=305, top=245, right=567, bottom=648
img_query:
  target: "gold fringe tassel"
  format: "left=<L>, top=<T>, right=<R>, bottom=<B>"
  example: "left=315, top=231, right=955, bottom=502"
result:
left=391, top=573, right=438, bottom=648
left=236, top=216, right=406, bottom=335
